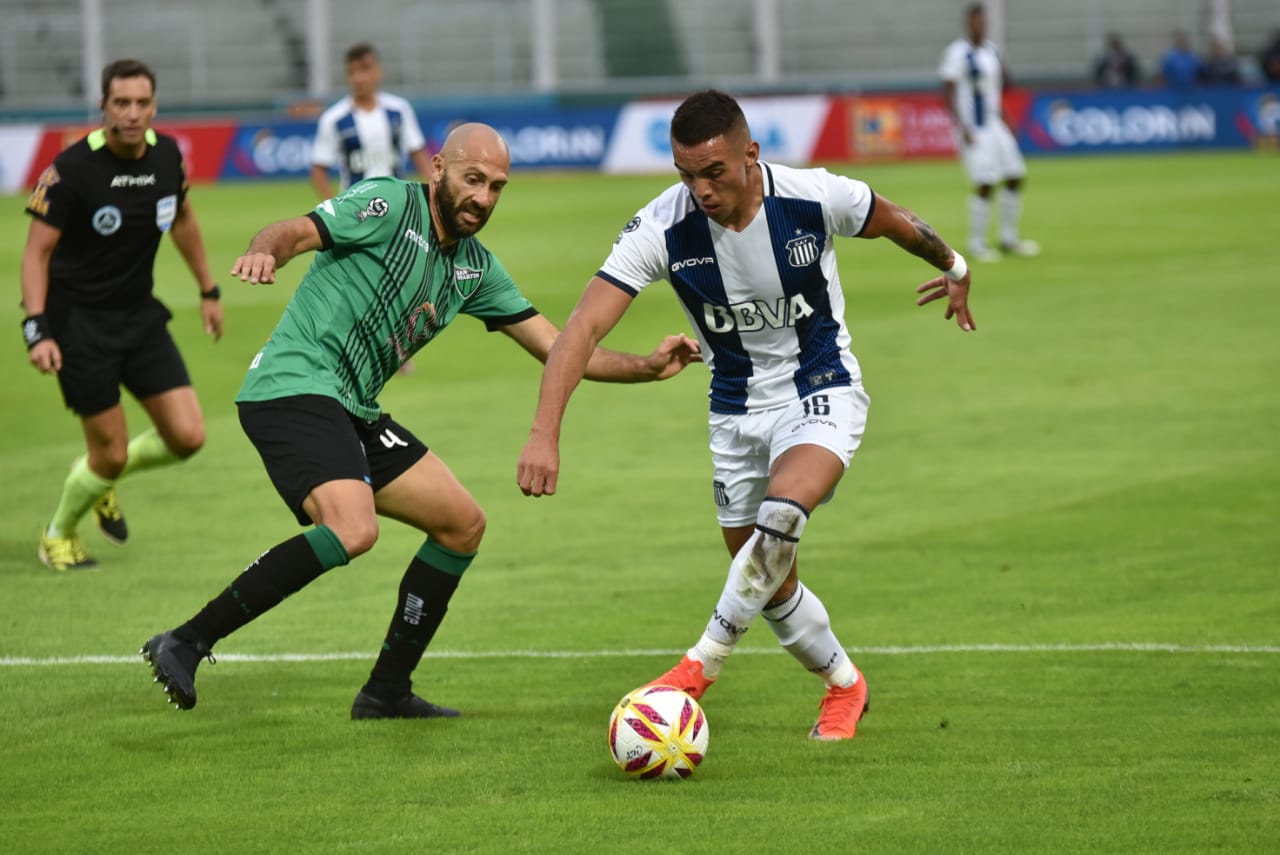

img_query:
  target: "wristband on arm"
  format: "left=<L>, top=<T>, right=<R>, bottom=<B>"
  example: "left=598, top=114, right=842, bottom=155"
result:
left=943, top=251, right=968, bottom=282
left=21, top=314, right=52, bottom=350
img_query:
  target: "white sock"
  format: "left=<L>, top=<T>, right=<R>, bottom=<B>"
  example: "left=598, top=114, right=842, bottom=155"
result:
left=691, top=498, right=809, bottom=678
left=968, top=194, right=991, bottom=252
left=999, top=189, right=1022, bottom=247
left=763, top=582, right=858, bottom=688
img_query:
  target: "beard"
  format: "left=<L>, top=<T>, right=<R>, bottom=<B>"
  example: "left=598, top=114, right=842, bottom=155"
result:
left=434, top=175, right=491, bottom=240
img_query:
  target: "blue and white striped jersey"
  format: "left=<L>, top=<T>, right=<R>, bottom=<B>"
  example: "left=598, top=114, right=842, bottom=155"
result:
left=598, top=161, right=875, bottom=415
left=311, top=92, right=426, bottom=190
left=938, top=38, right=1005, bottom=129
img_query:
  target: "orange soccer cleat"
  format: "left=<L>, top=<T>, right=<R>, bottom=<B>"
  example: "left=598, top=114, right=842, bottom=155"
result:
left=809, top=674, right=870, bottom=741
left=643, top=654, right=716, bottom=701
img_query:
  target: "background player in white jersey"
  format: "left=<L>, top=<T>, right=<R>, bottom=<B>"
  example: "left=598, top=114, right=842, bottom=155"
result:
left=309, top=43, right=431, bottom=200
left=311, top=42, right=430, bottom=374
left=939, top=3, right=1039, bottom=262
left=517, top=90, right=975, bottom=741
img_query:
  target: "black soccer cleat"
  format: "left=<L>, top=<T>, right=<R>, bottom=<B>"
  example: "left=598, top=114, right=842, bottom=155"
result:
left=141, top=630, right=214, bottom=711
left=350, top=690, right=461, bottom=721
left=93, top=487, right=128, bottom=545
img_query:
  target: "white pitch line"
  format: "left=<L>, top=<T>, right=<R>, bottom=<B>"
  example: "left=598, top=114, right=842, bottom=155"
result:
left=1, top=642, right=1277, bottom=668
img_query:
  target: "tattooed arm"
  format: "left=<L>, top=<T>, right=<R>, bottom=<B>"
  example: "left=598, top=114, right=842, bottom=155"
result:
left=859, top=192, right=977, bottom=331
left=859, top=193, right=955, bottom=270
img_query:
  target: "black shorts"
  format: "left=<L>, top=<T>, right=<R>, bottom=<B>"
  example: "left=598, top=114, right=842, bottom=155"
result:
left=50, top=297, right=191, bottom=417
left=238, top=394, right=429, bottom=526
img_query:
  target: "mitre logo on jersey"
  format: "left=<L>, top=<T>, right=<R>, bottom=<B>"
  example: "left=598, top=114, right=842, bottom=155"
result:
left=356, top=197, right=388, bottom=221
left=403, top=228, right=430, bottom=252
left=785, top=233, right=820, bottom=267
left=111, top=173, right=156, bottom=187
left=703, top=294, right=815, bottom=333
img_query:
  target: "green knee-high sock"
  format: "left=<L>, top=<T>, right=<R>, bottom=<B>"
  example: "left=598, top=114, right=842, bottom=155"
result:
left=118, top=428, right=181, bottom=479
left=48, top=458, right=113, bottom=538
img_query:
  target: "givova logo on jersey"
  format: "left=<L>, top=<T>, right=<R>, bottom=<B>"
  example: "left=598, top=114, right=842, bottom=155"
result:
left=703, top=294, right=815, bottom=333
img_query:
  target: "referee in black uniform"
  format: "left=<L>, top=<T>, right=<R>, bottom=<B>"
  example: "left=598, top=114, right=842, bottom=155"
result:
left=21, top=58, right=223, bottom=571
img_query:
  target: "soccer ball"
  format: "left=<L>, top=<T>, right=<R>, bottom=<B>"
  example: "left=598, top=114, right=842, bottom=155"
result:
left=607, top=685, right=709, bottom=780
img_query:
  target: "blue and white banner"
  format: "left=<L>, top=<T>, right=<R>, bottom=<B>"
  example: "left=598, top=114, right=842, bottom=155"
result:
left=418, top=108, right=620, bottom=170
left=602, top=96, right=830, bottom=174
left=1020, top=87, right=1280, bottom=153
left=0, top=124, right=44, bottom=193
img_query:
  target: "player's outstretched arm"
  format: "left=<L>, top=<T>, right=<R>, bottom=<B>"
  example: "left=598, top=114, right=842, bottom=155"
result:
left=501, top=280, right=699, bottom=383
left=859, top=193, right=976, bottom=332
left=230, top=216, right=324, bottom=285
left=516, top=277, right=636, bottom=497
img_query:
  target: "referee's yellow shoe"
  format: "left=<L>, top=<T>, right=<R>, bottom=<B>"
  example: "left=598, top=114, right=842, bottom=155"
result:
left=39, top=531, right=99, bottom=571
left=92, top=487, right=129, bottom=545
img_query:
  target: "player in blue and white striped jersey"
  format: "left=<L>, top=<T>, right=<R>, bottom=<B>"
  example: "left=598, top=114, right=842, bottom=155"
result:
left=939, top=3, right=1039, bottom=260
left=599, top=158, right=871, bottom=416
left=517, top=90, right=976, bottom=741
left=311, top=42, right=431, bottom=375
left=309, top=43, right=430, bottom=201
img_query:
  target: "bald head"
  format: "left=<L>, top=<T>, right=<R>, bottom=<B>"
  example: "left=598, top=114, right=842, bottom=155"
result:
left=438, top=122, right=510, bottom=171
left=429, top=123, right=511, bottom=244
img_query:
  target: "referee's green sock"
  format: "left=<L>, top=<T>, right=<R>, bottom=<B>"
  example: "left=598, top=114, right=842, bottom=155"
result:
left=47, top=457, right=112, bottom=538
left=118, top=427, right=182, bottom=478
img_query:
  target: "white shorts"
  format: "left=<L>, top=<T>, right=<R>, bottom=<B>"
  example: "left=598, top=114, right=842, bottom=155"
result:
left=708, top=386, right=870, bottom=527
left=959, top=121, right=1026, bottom=187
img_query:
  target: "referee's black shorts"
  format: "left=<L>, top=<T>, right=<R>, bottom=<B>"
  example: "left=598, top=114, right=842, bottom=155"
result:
left=50, top=297, right=191, bottom=417
left=238, top=394, right=429, bottom=526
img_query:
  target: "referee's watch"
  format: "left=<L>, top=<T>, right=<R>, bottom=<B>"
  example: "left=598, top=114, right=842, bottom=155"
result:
left=200, top=285, right=221, bottom=300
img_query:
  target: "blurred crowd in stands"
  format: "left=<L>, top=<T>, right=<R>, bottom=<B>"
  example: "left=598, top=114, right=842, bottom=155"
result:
left=1093, top=27, right=1280, bottom=88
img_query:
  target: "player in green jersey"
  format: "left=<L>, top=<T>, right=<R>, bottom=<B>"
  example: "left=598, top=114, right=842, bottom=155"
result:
left=142, top=123, right=700, bottom=719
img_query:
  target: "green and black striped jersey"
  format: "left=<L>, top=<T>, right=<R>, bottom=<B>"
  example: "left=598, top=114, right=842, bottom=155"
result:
left=237, top=177, right=535, bottom=420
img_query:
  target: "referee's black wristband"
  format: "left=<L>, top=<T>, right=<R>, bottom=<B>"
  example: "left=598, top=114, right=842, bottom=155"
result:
left=22, top=314, right=53, bottom=350
left=200, top=285, right=221, bottom=301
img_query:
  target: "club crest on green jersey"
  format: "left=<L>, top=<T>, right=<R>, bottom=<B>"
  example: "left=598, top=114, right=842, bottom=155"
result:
left=454, top=266, right=483, bottom=298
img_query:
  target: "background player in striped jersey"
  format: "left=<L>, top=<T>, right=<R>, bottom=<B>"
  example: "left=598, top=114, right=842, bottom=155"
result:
left=939, top=3, right=1039, bottom=261
left=517, top=89, right=974, bottom=741
left=311, top=42, right=431, bottom=375
left=310, top=42, right=431, bottom=201
left=21, top=58, right=223, bottom=572
left=142, top=123, right=700, bottom=719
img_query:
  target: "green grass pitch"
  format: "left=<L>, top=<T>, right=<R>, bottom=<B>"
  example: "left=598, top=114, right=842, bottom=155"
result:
left=1, top=152, right=1277, bottom=853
